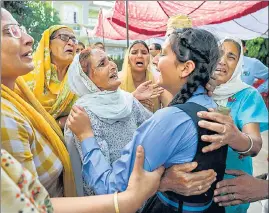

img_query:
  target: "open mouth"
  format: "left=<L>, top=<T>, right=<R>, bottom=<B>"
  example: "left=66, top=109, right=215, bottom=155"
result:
left=65, top=49, right=74, bottom=54
left=22, top=50, right=33, bottom=59
left=216, top=68, right=227, bottom=74
left=136, top=61, right=144, bottom=67
left=109, top=72, right=118, bottom=80
left=22, top=50, right=33, bottom=57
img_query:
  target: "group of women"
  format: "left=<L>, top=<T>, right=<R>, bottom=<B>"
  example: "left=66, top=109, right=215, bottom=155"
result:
left=1, top=7, right=268, bottom=213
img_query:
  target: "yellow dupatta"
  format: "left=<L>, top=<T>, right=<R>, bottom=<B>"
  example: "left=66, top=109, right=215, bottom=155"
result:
left=120, top=49, right=160, bottom=112
left=1, top=77, right=76, bottom=197
left=22, top=25, right=76, bottom=119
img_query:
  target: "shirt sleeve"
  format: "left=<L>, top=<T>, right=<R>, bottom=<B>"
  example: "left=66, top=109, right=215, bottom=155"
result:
left=81, top=108, right=197, bottom=195
left=1, top=110, right=38, bottom=177
left=257, top=79, right=268, bottom=93
left=1, top=149, right=53, bottom=213
left=254, top=60, right=268, bottom=93
left=236, top=88, right=268, bottom=132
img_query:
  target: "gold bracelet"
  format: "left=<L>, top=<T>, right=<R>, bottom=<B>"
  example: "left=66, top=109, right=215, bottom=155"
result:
left=114, top=191, right=120, bottom=213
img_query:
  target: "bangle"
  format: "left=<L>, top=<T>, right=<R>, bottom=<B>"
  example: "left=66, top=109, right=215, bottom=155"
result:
left=238, top=133, right=253, bottom=154
left=114, top=191, right=120, bottom=213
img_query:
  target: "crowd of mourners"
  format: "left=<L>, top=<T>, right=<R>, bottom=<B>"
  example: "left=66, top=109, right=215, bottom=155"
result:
left=1, top=7, right=268, bottom=213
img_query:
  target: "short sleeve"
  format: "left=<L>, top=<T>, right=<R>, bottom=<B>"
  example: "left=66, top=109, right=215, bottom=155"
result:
left=237, top=88, right=268, bottom=132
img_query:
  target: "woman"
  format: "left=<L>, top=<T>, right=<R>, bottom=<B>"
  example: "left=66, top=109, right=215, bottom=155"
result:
left=1, top=146, right=164, bottom=213
left=68, top=28, right=227, bottom=212
left=65, top=48, right=163, bottom=196
left=120, top=40, right=173, bottom=112
left=1, top=8, right=76, bottom=197
left=210, top=37, right=268, bottom=213
left=22, top=25, right=78, bottom=129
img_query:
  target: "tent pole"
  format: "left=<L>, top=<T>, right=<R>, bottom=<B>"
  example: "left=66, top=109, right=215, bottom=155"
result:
left=125, top=0, right=129, bottom=48
left=101, top=8, right=105, bottom=48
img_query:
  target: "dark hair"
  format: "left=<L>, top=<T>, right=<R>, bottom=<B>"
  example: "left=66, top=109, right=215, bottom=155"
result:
left=94, top=42, right=104, bottom=47
left=152, top=43, right=162, bottom=51
left=224, top=39, right=241, bottom=56
left=241, top=40, right=246, bottom=47
left=129, top=40, right=149, bottom=52
left=50, top=30, right=59, bottom=40
left=168, top=28, right=220, bottom=106
left=78, top=41, right=85, bottom=49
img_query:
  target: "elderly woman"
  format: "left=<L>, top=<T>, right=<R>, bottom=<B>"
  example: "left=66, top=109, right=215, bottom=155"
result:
left=1, top=8, right=76, bottom=197
left=64, top=48, right=163, bottom=196
left=120, top=40, right=173, bottom=112
left=194, top=37, right=268, bottom=213
left=211, top=37, right=268, bottom=213
left=23, top=25, right=78, bottom=129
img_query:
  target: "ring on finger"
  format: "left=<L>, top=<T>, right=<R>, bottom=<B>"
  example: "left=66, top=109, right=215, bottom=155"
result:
left=220, top=137, right=224, bottom=143
left=198, top=185, right=202, bottom=191
left=229, top=193, right=235, bottom=200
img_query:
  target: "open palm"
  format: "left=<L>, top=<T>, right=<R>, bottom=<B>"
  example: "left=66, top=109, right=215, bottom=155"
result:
left=134, top=80, right=164, bottom=101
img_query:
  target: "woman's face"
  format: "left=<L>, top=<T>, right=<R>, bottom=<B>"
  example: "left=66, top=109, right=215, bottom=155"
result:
left=88, top=49, right=121, bottom=91
left=128, top=43, right=150, bottom=73
left=50, top=28, right=76, bottom=65
left=76, top=44, right=85, bottom=54
left=157, top=38, right=186, bottom=95
left=215, top=41, right=240, bottom=86
left=1, top=9, right=34, bottom=79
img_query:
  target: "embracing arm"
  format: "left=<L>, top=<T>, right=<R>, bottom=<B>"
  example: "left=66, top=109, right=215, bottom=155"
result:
left=52, top=146, right=164, bottom=213
left=197, top=111, right=262, bottom=157
left=67, top=106, right=189, bottom=195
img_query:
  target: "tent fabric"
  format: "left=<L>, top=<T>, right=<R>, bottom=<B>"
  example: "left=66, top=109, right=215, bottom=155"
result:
left=91, top=1, right=268, bottom=40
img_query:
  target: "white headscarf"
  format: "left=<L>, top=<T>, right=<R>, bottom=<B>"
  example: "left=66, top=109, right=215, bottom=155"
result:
left=68, top=54, right=134, bottom=124
left=213, top=37, right=250, bottom=106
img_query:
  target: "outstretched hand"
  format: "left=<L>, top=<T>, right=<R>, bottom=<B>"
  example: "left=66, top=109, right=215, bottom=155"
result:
left=133, top=80, right=164, bottom=101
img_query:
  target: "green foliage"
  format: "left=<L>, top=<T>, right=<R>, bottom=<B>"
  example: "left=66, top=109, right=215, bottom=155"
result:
left=2, top=1, right=61, bottom=50
left=245, top=37, right=269, bottom=66
left=88, top=9, right=99, bottom=18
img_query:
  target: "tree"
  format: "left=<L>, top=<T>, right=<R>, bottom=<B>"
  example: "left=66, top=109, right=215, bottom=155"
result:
left=245, top=37, right=269, bottom=66
left=2, top=1, right=61, bottom=49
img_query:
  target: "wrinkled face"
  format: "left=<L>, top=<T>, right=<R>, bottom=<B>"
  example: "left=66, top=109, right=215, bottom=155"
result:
left=1, top=9, right=34, bottom=79
left=157, top=38, right=185, bottom=94
left=128, top=43, right=150, bottom=73
left=149, top=44, right=160, bottom=57
left=88, top=49, right=121, bottom=91
left=76, top=44, right=85, bottom=53
left=215, top=41, right=240, bottom=86
left=50, top=28, right=76, bottom=65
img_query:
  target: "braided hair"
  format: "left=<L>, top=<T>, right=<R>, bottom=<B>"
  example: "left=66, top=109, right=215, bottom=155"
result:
left=168, top=28, right=220, bottom=106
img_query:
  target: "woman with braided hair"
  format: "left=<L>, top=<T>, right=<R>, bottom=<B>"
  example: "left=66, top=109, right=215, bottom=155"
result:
left=67, top=28, right=226, bottom=213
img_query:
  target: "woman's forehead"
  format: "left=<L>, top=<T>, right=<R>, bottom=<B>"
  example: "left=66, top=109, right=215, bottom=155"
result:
left=91, top=49, right=107, bottom=62
left=222, top=41, right=238, bottom=52
left=131, top=43, right=148, bottom=50
left=54, top=28, right=74, bottom=36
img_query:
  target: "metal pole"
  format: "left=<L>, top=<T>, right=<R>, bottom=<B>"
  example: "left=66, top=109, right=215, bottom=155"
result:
left=101, top=8, right=105, bottom=49
left=125, top=0, right=129, bottom=48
